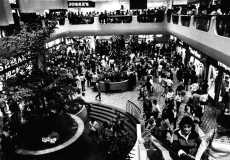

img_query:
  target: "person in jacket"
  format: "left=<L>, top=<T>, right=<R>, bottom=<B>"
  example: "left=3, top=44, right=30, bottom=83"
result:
left=172, top=116, right=201, bottom=160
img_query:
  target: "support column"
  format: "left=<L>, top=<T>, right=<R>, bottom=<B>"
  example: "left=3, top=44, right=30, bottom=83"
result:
left=184, top=45, right=190, bottom=66
left=214, top=69, right=223, bottom=103
left=202, top=56, right=210, bottom=83
left=200, top=57, right=210, bottom=94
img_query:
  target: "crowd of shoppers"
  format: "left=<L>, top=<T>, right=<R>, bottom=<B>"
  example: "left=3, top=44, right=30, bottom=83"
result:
left=1, top=30, right=230, bottom=159
left=133, top=37, right=230, bottom=160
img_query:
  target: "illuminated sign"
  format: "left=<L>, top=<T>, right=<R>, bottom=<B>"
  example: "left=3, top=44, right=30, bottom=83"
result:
left=189, top=47, right=201, bottom=59
left=218, top=62, right=230, bottom=71
left=9, top=0, right=18, bottom=8
left=0, top=55, right=33, bottom=80
left=68, top=1, right=95, bottom=8
left=9, top=0, right=16, bottom=4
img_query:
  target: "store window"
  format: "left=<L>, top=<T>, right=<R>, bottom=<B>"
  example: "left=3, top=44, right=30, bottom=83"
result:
left=176, top=46, right=186, bottom=64
left=65, top=37, right=74, bottom=45
left=189, top=56, right=204, bottom=79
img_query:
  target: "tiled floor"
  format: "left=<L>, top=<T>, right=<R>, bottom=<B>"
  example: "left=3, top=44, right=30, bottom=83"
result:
left=80, top=86, right=140, bottom=112
left=81, top=81, right=219, bottom=134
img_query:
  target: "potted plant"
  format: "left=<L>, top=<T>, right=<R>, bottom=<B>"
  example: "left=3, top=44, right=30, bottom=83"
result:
left=0, top=20, right=87, bottom=159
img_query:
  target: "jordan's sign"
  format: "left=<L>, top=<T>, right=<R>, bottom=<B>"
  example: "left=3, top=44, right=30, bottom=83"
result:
left=68, top=1, right=95, bottom=8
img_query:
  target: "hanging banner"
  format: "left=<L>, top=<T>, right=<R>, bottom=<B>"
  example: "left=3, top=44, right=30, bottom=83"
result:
left=68, top=1, right=95, bottom=8
left=0, top=55, right=33, bottom=80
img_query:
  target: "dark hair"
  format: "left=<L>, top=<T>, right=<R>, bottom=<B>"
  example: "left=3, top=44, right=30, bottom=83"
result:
left=153, top=99, right=157, bottom=105
left=179, top=116, right=194, bottom=130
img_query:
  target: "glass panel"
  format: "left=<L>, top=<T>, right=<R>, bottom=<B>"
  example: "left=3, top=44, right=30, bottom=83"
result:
left=194, top=15, right=211, bottom=32
left=137, top=14, right=164, bottom=23
left=216, top=15, right=230, bottom=38
left=172, top=15, right=179, bottom=24
left=99, top=15, right=132, bottom=24
left=68, top=15, right=94, bottom=25
left=181, top=15, right=191, bottom=27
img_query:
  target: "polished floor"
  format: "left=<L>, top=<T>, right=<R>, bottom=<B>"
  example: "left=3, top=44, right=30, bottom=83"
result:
left=82, top=86, right=140, bottom=111
left=81, top=81, right=219, bottom=134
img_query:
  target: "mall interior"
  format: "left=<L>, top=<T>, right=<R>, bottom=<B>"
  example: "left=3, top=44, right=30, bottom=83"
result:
left=0, top=0, right=230, bottom=160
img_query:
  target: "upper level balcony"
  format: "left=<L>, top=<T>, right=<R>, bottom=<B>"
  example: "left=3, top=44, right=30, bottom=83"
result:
left=50, top=15, right=168, bottom=40
left=167, top=14, right=230, bottom=66
left=51, top=14, right=230, bottom=66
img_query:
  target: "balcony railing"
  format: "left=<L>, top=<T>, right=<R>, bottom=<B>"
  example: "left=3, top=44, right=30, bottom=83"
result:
left=181, top=15, right=191, bottom=27
left=193, top=15, right=212, bottom=32
left=137, top=14, right=164, bottom=23
left=216, top=15, right=230, bottom=38
left=68, top=16, right=94, bottom=25
left=106, top=15, right=132, bottom=23
left=172, top=15, right=179, bottom=24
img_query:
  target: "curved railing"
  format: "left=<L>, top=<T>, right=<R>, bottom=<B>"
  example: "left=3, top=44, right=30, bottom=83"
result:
left=126, top=100, right=142, bottom=120
left=87, top=102, right=139, bottom=138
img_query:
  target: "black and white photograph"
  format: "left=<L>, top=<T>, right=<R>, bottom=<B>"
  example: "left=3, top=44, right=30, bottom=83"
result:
left=0, top=0, right=230, bottom=160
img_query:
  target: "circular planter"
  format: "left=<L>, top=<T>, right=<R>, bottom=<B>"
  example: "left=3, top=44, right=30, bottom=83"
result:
left=99, top=79, right=129, bottom=92
left=75, top=105, right=88, bottom=123
left=68, top=97, right=88, bottom=123
left=15, top=114, right=84, bottom=156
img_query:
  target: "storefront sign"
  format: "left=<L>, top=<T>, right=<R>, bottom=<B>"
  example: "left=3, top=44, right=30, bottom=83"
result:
left=68, top=1, right=95, bottom=8
left=179, top=40, right=183, bottom=46
left=0, top=55, right=33, bottom=80
left=218, top=62, right=230, bottom=72
left=189, top=47, right=201, bottom=59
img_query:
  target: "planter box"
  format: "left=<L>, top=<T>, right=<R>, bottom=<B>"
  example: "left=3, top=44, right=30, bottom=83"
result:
left=99, top=80, right=129, bottom=92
